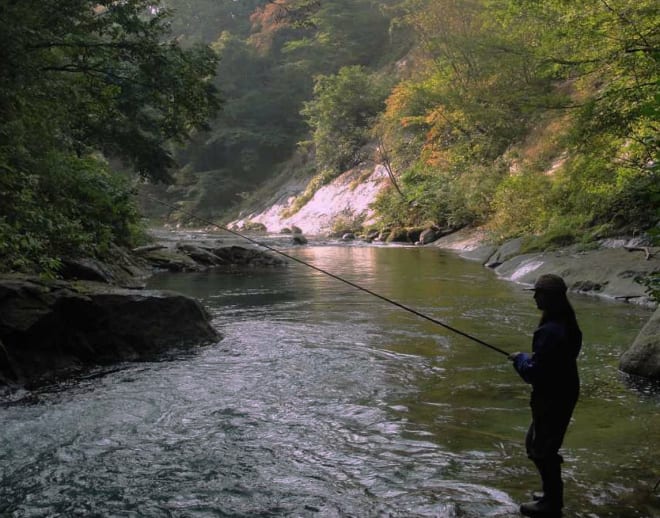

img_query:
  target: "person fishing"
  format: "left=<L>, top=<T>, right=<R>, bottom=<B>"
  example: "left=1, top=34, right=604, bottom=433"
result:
left=148, top=196, right=581, bottom=515
left=509, top=274, right=582, bottom=517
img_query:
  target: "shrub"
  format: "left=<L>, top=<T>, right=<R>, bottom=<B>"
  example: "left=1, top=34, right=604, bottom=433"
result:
left=301, top=66, right=390, bottom=177
left=489, top=172, right=553, bottom=239
left=0, top=152, right=143, bottom=275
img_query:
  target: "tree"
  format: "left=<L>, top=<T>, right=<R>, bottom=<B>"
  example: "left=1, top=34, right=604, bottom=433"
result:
left=0, top=0, right=220, bottom=181
left=301, top=66, right=390, bottom=176
left=0, top=0, right=220, bottom=272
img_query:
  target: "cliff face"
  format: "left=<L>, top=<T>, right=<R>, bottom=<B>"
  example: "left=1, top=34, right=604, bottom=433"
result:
left=230, top=164, right=390, bottom=235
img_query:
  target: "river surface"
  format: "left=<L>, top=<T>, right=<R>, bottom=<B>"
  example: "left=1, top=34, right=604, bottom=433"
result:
left=1, top=244, right=658, bottom=517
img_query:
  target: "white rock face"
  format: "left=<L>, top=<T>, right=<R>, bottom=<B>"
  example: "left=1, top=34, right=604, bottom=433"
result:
left=231, top=165, right=390, bottom=236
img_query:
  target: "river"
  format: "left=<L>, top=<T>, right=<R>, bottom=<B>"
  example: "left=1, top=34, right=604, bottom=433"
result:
left=1, top=244, right=658, bottom=517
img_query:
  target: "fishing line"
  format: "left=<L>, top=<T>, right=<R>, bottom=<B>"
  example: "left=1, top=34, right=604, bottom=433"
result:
left=146, top=195, right=509, bottom=357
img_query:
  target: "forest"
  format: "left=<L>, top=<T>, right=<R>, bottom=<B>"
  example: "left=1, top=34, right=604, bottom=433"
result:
left=1, top=0, right=658, bottom=274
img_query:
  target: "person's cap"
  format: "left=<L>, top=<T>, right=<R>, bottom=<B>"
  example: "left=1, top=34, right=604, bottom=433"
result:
left=524, top=274, right=568, bottom=293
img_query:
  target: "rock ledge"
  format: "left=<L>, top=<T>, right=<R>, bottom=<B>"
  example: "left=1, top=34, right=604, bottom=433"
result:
left=0, top=276, right=219, bottom=388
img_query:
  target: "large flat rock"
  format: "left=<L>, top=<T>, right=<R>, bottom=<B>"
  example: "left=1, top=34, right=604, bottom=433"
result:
left=0, top=277, right=220, bottom=387
left=493, top=247, right=658, bottom=306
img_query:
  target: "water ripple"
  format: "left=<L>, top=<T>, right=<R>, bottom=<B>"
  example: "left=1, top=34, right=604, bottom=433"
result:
left=1, top=246, right=657, bottom=517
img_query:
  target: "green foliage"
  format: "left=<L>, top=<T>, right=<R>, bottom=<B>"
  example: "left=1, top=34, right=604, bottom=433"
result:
left=374, top=158, right=505, bottom=229
left=0, top=153, right=143, bottom=273
left=301, top=66, right=390, bottom=177
left=0, top=0, right=220, bottom=182
left=0, top=1, right=218, bottom=274
left=641, top=225, right=660, bottom=303
left=329, top=213, right=366, bottom=236
left=163, top=0, right=263, bottom=41
left=372, top=0, right=659, bottom=239
left=145, top=0, right=658, bottom=249
left=161, top=0, right=407, bottom=220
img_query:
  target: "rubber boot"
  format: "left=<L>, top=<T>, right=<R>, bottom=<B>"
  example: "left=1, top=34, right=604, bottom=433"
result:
left=520, top=459, right=563, bottom=516
left=520, top=499, right=562, bottom=517
left=530, top=461, right=547, bottom=502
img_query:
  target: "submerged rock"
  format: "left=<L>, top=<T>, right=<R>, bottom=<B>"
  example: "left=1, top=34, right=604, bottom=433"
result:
left=0, top=277, right=219, bottom=387
left=176, top=243, right=226, bottom=267
left=620, top=306, right=660, bottom=381
left=138, top=247, right=204, bottom=272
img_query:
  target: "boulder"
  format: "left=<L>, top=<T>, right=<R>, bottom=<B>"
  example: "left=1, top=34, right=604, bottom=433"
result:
left=407, top=227, right=424, bottom=243
left=461, top=245, right=498, bottom=264
left=138, top=247, right=204, bottom=272
left=0, top=277, right=219, bottom=387
left=59, top=247, right=149, bottom=289
left=291, top=225, right=303, bottom=235
left=242, top=221, right=268, bottom=233
left=619, top=306, right=660, bottom=381
left=386, top=228, right=410, bottom=243
left=341, top=233, right=355, bottom=241
left=212, top=246, right=287, bottom=267
left=292, top=235, right=308, bottom=245
left=328, top=228, right=353, bottom=238
left=176, top=243, right=226, bottom=266
left=377, top=228, right=391, bottom=241
left=486, top=238, right=525, bottom=268
left=59, top=257, right=117, bottom=283
left=418, top=228, right=439, bottom=245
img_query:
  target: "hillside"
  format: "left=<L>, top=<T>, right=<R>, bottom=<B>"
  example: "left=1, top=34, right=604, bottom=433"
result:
left=1, top=0, right=657, bottom=278
left=161, top=0, right=658, bottom=249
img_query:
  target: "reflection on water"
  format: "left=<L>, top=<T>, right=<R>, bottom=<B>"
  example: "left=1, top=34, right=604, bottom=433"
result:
left=0, top=244, right=658, bottom=517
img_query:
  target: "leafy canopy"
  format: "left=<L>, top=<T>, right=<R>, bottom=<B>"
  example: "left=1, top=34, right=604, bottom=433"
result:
left=0, top=0, right=220, bottom=272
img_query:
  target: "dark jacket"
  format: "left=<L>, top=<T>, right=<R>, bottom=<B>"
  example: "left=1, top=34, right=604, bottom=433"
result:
left=513, top=320, right=581, bottom=406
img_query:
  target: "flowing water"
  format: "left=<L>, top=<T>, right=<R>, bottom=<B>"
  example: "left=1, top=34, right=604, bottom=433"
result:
left=1, top=244, right=658, bottom=517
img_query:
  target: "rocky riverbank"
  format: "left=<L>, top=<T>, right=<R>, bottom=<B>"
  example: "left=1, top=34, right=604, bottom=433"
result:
left=432, top=228, right=658, bottom=306
left=0, top=237, right=289, bottom=390
left=2, top=225, right=658, bottom=387
left=431, top=227, right=660, bottom=380
left=0, top=277, right=220, bottom=388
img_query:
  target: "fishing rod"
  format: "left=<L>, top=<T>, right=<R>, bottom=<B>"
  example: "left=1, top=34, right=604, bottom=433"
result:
left=146, top=195, right=510, bottom=357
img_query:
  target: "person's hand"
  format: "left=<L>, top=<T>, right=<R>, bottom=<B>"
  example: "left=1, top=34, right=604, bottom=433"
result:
left=508, top=352, right=521, bottom=361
